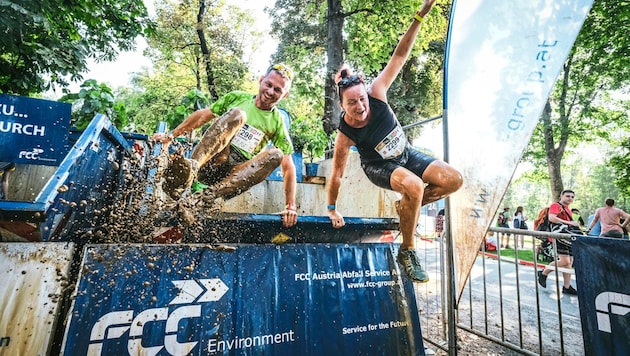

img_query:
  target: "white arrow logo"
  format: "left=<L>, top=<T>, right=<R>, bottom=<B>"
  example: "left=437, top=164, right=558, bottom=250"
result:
left=170, top=279, right=229, bottom=304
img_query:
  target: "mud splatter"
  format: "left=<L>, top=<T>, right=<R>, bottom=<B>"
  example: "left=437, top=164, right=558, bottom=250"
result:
left=66, top=144, right=228, bottom=245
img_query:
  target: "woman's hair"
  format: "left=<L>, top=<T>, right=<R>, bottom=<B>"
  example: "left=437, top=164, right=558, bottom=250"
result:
left=334, top=64, right=364, bottom=100
left=515, top=206, right=523, bottom=216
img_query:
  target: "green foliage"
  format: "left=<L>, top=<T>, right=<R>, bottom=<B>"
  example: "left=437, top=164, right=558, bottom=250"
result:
left=118, top=64, right=201, bottom=134
left=578, top=162, right=622, bottom=212
left=147, top=1, right=254, bottom=99
left=0, top=0, right=153, bottom=95
left=59, top=80, right=128, bottom=131
left=268, top=0, right=449, bottom=139
left=168, top=89, right=210, bottom=131
left=118, top=0, right=262, bottom=133
left=522, top=0, right=630, bottom=197
left=611, top=136, right=630, bottom=199
left=507, top=143, right=626, bottom=219
left=285, top=102, right=330, bottom=162
left=345, top=1, right=448, bottom=75
left=290, top=114, right=329, bottom=163
left=348, top=0, right=450, bottom=128
left=502, top=174, right=552, bottom=221
left=485, top=247, right=536, bottom=264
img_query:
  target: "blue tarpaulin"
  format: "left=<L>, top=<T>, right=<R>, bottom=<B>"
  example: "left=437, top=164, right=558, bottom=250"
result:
left=63, top=243, right=424, bottom=355
left=574, top=236, right=630, bottom=355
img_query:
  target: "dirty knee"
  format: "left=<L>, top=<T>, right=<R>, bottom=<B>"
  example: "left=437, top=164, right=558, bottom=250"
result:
left=224, top=108, right=247, bottom=126
left=267, top=148, right=284, bottom=165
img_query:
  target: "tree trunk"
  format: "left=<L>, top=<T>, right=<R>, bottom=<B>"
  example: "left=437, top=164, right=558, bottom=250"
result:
left=541, top=100, right=565, bottom=200
left=197, top=0, right=218, bottom=101
left=323, top=0, right=344, bottom=135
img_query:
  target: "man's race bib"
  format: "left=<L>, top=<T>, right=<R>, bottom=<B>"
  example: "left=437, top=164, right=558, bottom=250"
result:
left=374, top=125, right=406, bottom=159
left=231, top=124, right=265, bottom=154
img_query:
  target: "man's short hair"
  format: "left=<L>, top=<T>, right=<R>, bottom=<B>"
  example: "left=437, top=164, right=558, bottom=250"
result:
left=606, top=198, right=615, bottom=206
left=560, top=189, right=575, bottom=196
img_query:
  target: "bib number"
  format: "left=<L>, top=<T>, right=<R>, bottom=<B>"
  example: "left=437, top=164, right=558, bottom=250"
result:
left=374, top=125, right=406, bottom=159
left=231, top=124, right=265, bottom=154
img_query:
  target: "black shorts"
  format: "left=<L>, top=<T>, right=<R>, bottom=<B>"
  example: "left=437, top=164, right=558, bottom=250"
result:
left=197, top=147, right=248, bottom=185
left=361, top=147, right=436, bottom=191
left=550, top=224, right=583, bottom=256
left=498, top=223, right=511, bottom=235
left=601, top=230, right=623, bottom=238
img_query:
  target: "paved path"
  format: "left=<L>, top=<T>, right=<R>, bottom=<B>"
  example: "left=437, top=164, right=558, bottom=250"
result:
left=413, top=238, right=584, bottom=355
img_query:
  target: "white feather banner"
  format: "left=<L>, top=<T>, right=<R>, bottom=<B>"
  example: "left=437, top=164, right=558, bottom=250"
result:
left=443, top=0, right=594, bottom=300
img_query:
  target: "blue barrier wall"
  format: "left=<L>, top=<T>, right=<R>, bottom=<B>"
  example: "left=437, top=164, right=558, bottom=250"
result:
left=0, top=114, right=134, bottom=241
left=267, top=151, right=303, bottom=182
left=195, top=213, right=399, bottom=244
left=574, top=237, right=630, bottom=355
left=63, top=243, right=425, bottom=355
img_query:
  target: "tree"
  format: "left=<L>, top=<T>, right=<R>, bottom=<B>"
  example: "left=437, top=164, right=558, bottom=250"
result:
left=0, top=0, right=153, bottom=95
left=119, top=0, right=265, bottom=134
left=59, top=80, right=128, bottom=131
left=611, top=136, right=630, bottom=199
left=579, top=161, right=622, bottom=212
left=524, top=0, right=630, bottom=199
left=147, top=1, right=259, bottom=100
left=268, top=0, right=449, bottom=136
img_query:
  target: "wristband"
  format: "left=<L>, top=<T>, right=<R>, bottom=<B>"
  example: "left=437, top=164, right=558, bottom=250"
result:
left=413, top=13, right=423, bottom=23
left=327, top=204, right=336, bottom=210
left=286, top=203, right=296, bottom=211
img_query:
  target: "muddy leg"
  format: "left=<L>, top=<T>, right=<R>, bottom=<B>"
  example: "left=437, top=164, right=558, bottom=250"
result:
left=162, top=150, right=199, bottom=200
left=191, top=108, right=246, bottom=166
left=420, top=161, right=463, bottom=206
left=162, top=108, right=246, bottom=200
left=210, top=148, right=283, bottom=200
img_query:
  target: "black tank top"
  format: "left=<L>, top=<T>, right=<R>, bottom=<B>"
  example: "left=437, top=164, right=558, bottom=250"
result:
left=338, top=95, right=407, bottom=163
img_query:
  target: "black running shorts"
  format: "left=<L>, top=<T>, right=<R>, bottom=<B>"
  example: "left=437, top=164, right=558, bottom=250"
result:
left=361, top=147, right=436, bottom=191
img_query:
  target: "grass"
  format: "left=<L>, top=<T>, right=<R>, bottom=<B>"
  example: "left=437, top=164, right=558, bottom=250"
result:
left=420, top=234, right=549, bottom=265
left=482, top=235, right=548, bottom=265
left=486, top=248, right=535, bottom=264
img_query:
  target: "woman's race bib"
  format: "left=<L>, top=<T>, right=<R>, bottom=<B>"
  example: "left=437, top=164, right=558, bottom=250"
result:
left=374, top=125, right=406, bottom=159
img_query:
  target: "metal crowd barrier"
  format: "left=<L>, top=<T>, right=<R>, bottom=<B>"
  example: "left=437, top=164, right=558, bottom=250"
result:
left=412, top=226, right=585, bottom=355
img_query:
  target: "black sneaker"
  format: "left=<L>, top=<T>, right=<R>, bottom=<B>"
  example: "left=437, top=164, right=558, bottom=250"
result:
left=562, top=285, right=578, bottom=295
left=397, top=249, right=429, bottom=283
left=537, top=270, right=547, bottom=288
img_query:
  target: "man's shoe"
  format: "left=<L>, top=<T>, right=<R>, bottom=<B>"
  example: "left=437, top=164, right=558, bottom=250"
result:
left=163, top=155, right=199, bottom=200
left=537, top=270, right=547, bottom=288
left=397, top=249, right=429, bottom=283
left=562, top=285, right=578, bottom=295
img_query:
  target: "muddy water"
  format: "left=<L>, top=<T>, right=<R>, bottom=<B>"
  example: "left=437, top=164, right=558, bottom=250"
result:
left=74, top=150, right=226, bottom=245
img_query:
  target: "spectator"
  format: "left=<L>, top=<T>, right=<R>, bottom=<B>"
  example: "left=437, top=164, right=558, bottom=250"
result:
left=513, top=206, right=528, bottom=249
left=537, top=190, right=582, bottom=295
left=586, top=213, right=601, bottom=236
left=435, top=208, right=445, bottom=239
left=586, top=198, right=630, bottom=238
left=571, top=208, right=585, bottom=230
left=498, top=207, right=512, bottom=249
